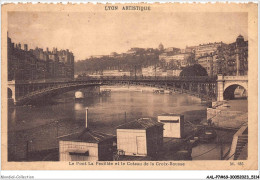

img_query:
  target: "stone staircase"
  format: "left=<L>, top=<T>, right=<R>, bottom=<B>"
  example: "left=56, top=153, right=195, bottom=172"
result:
left=227, top=125, right=248, bottom=160
left=234, top=134, right=248, bottom=160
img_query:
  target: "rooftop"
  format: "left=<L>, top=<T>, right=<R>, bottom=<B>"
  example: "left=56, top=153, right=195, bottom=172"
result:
left=59, top=129, right=115, bottom=143
left=237, top=34, right=244, bottom=39
left=117, top=118, right=163, bottom=130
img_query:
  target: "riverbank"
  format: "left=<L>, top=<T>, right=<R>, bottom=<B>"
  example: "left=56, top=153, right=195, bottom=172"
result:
left=206, top=99, right=248, bottom=129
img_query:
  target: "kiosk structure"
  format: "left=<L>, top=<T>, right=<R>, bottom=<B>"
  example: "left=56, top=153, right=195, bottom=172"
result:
left=158, top=114, right=184, bottom=138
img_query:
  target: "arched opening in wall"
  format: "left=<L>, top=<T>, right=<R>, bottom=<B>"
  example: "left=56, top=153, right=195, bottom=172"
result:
left=223, top=84, right=247, bottom=100
left=8, top=88, right=13, bottom=99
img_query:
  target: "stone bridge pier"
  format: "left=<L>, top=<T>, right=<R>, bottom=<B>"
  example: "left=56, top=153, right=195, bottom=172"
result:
left=8, top=80, right=53, bottom=104
left=217, top=75, right=248, bottom=101
left=8, top=80, right=16, bottom=103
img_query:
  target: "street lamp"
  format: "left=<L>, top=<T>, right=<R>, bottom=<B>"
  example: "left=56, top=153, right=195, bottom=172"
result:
left=134, top=65, right=137, bottom=80
left=154, top=64, right=157, bottom=79
left=55, top=120, right=59, bottom=138
left=124, top=112, right=127, bottom=123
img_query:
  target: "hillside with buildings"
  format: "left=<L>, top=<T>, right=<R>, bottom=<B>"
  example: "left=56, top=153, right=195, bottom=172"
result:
left=75, top=35, right=248, bottom=78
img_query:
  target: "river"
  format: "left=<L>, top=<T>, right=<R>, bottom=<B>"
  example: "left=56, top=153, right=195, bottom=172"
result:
left=8, top=87, right=215, bottom=161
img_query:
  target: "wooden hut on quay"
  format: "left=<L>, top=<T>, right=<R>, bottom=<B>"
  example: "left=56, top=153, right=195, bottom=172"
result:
left=116, top=118, right=164, bottom=157
left=158, top=114, right=184, bottom=138
left=59, top=108, right=115, bottom=161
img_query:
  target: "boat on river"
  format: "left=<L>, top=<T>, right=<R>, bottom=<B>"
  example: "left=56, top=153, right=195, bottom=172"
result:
left=153, top=89, right=164, bottom=94
left=75, top=91, right=84, bottom=102
left=100, top=89, right=111, bottom=96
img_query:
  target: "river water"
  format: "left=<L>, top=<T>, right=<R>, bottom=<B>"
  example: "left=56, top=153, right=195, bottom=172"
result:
left=8, top=88, right=217, bottom=161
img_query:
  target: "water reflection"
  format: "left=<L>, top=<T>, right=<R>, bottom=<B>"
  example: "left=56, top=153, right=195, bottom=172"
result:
left=74, top=102, right=84, bottom=111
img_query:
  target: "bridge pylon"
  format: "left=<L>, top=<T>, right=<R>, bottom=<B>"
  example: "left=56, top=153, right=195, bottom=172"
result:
left=217, top=74, right=225, bottom=101
left=217, top=74, right=248, bottom=102
left=8, top=80, right=17, bottom=104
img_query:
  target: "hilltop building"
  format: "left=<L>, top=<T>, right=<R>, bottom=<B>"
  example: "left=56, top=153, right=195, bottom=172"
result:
left=197, top=54, right=217, bottom=77
left=158, top=43, right=164, bottom=52
left=125, top=47, right=146, bottom=55
left=159, top=52, right=194, bottom=68
left=164, top=47, right=181, bottom=54
left=194, top=42, right=223, bottom=60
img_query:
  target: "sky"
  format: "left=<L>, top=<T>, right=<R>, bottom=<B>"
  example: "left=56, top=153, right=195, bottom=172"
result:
left=8, top=12, right=248, bottom=61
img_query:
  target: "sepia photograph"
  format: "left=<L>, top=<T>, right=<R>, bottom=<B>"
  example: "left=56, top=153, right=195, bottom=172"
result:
left=1, top=3, right=258, bottom=171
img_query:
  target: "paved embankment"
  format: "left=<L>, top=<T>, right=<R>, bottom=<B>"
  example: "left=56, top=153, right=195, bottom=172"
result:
left=207, top=99, right=247, bottom=129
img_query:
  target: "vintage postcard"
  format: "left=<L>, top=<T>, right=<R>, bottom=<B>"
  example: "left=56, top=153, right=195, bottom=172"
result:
left=1, top=2, right=258, bottom=171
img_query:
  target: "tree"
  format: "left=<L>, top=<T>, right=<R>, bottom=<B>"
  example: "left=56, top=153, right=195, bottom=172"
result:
left=180, top=64, right=208, bottom=77
left=74, top=49, right=160, bottom=74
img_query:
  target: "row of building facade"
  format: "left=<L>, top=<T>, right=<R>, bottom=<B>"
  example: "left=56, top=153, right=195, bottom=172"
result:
left=82, top=67, right=182, bottom=78
left=8, top=36, right=74, bottom=81
left=158, top=35, right=248, bottom=77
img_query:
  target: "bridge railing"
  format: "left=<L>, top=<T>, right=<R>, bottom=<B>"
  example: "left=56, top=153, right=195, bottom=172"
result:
left=75, top=75, right=217, bottom=82
left=223, top=76, right=248, bottom=80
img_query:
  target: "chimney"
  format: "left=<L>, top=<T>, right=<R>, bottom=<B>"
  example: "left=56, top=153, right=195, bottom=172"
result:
left=85, top=107, right=89, bottom=129
left=24, top=44, right=28, bottom=51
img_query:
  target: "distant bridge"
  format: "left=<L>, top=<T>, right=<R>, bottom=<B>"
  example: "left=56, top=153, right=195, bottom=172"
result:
left=7, top=75, right=248, bottom=105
